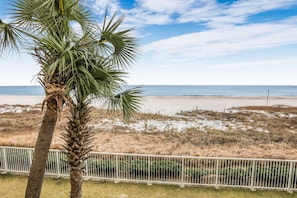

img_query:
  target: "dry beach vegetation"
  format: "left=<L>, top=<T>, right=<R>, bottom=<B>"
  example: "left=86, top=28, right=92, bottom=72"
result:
left=0, top=102, right=297, bottom=160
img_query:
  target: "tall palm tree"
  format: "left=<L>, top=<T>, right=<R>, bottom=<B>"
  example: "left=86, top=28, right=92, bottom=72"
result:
left=0, top=0, right=88, bottom=197
left=0, top=0, right=140, bottom=197
left=58, top=15, right=140, bottom=197
left=63, top=89, right=140, bottom=198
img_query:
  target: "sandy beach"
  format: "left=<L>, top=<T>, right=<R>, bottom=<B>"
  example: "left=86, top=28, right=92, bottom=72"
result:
left=1, top=95, right=297, bottom=114
left=139, top=96, right=297, bottom=114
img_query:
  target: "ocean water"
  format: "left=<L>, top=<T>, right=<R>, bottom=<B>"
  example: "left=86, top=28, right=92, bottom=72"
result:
left=0, top=85, right=297, bottom=96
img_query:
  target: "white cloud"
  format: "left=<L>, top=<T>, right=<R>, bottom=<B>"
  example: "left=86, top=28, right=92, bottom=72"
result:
left=226, top=0, right=297, bottom=16
left=130, top=0, right=220, bottom=26
left=125, top=9, right=172, bottom=25
left=143, top=17, right=297, bottom=60
left=88, top=0, right=121, bottom=15
left=87, top=0, right=297, bottom=33
left=207, top=0, right=297, bottom=27
left=136, top=0, right=195, bottom=13
left=178, top=0, right=297, bottom=27
left=176, top=1, right=221, bottom=23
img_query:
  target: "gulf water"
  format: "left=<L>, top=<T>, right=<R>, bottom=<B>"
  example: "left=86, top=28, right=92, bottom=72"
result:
left=0, top=85, right=297, bottom=96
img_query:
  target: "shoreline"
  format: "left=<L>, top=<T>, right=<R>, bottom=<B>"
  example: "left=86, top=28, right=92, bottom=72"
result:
left=0, top=95, right=297, bottom=115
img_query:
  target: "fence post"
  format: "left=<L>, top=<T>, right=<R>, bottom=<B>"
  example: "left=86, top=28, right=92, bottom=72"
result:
left=250, top=160, right=256, bottom=191
left=28, top=149, right=33, bottom=173
left=28, top=149, right=33, bottom=166
left=2, top=147, right=8, bottom=172
left=287, top=161, right=294, bottom=192
left=55, top=150, right=61, bottom=177
left=215, top=159, right=220, bottom=189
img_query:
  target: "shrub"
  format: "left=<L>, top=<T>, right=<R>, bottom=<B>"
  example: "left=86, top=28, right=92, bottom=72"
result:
left=254, top=165, right=290, bottom=187
left=151, top=160, right=182, bottom=179
left=129, top=159, right=149, bottom=177
left=185, top=168, right=208, bottom=183
left=86, top=159, right=116, bottom=177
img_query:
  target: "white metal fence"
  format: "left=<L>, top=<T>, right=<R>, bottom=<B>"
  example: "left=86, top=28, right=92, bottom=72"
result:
left=1, top=146, right=297, bottom=191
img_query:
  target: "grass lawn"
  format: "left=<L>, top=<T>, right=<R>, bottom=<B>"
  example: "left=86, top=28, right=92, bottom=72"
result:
left=0, top=174, right=296, bottom=198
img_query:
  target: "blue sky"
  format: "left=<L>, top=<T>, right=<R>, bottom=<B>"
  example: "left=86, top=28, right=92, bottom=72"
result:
left=0, top=0, right=297, bottom=85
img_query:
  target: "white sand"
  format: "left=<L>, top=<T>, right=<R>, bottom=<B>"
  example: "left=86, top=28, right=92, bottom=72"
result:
left=139, top=96, right=297, bottom=115
left=0, top=95, right=44, bottom=105
left=0, top=95, right=297, bottom=115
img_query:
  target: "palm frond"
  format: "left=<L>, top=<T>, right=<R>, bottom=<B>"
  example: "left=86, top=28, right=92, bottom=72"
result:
left=106, top=87, right=142, bottom=121
left=99, top=13, right=139, bottom=69
left=10, top=0, right=39, bottom=31
left=11, top=0, right=93, bottom=38
left=101, top=13, right=124, bottom=34
left=0, top=20, right=23, bottom=53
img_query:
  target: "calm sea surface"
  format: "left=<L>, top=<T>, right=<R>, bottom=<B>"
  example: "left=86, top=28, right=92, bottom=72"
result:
left=0, top=85, right=296, bottom=96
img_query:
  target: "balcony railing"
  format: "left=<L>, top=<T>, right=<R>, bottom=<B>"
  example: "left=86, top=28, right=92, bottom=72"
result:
left=1, top=146, right=296, bottom=191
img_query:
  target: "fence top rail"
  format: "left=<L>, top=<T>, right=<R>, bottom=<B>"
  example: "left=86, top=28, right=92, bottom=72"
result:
left=1, top=145, right=297, bottom=162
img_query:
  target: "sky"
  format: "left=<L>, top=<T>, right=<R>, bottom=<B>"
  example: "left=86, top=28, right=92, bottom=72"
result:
left=0, top=0, right=297, bottom=85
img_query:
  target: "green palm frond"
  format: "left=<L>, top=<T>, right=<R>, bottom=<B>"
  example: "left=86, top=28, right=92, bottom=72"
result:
left=106, top=87, right=142, bottom=121
left=0, top=20, right=23, bottom=53
left=11, top=0, right=93, bottom=38
left=33, top=36, right=69, bottom=79
left=90, top=71, right=124, bottom=99
left=11, top=0, right=39, bottom=31
left=69, top=59, right=128, bottom=102
left=99, top=13, right=139, bottom=68
left=69, top=65, right=99, bottom=101
left=102, top=12, right=124, bottom=34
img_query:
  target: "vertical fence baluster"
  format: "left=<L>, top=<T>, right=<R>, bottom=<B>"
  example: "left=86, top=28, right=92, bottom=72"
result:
left=250, top=160, right=255, bottom=190
left=215, top=159, right=219, bottom=189
left=180, top=157, right=185, bottom=187
left=116, top=154, right=119, bottom=180
left=287, top=161, right=293, bottom=192
left=84, top=157, right=89, bottom=178
left=55, top=150, right=60, bottom=177
left=148, top=156, right=151, bottom=183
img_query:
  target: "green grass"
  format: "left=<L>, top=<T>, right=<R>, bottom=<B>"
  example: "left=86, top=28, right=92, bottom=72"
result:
left=0, top=174, right=296, bottom=198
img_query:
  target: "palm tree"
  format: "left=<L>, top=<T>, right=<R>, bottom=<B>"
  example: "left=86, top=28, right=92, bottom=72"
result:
left=55, top=15, right=141, bottom=197
left=1, top=0, right=140, bottom=197
left=63, top=89, right=140, bottom=198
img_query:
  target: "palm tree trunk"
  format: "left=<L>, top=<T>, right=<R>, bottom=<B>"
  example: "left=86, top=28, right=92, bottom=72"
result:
left=62, top=102, right=93, bottom=198
left=70, top=169, right=83, bottom=198
left=25, top=99, right=58, bottom=198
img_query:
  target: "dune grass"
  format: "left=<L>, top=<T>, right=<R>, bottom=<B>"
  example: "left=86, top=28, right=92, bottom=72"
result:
left=0, top=173, right=295, bottom=198
left=1, top=105, right=297, bottom=159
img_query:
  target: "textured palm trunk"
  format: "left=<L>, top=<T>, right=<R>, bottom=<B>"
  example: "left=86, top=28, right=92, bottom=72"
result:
left=62, top=102, right=93, bottom=198
left=25, top=98, right=58, bottom=198
left=70, top=169, right=83, bottom=198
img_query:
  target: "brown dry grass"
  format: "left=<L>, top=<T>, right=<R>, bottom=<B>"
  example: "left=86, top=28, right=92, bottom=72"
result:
left=0, top=105, right=297, bottom=159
